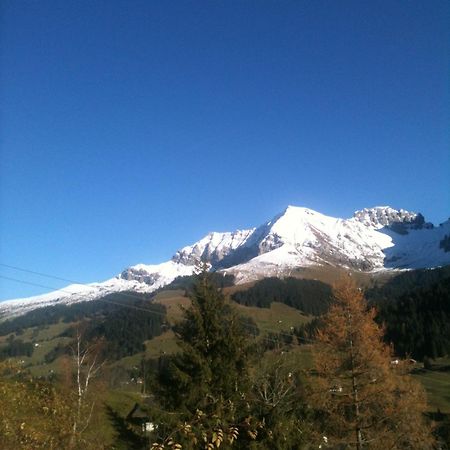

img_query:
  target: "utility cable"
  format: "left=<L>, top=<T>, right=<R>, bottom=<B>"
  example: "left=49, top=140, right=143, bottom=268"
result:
left=0, top=275, right=167, bottom=316
left=0, top=268, right=318, bottom=346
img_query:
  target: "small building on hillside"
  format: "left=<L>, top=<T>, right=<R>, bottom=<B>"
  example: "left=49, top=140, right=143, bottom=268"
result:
left=126, top=403, right=157, bottom=435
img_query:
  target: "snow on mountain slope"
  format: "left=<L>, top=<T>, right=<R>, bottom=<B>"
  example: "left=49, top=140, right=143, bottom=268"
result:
left=224, top=206, right=393, bottom=283
left=0, top=261, right=196, bottom=319
left=0, top=277, right=154, bottom=318
left=120, top=260, right=196, bottom=286
left=352, top=206, right=425, bottom=228
left=225, top=209, right=450, bottom=284
left=382, top=219, right=450, bottom=269
left=172, top=229, right=255, bottom=266
left=1, top=205, right=449, bottom=318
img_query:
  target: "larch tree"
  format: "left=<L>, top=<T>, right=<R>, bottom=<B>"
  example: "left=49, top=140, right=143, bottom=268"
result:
left=310, top=277, right=434, bottom=449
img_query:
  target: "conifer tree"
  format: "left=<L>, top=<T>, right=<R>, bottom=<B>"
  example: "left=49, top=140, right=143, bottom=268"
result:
left=151, top=271, right=252, bottom=449
left=310, top=277, right=434, bottom=449
left=156, top=270, right=248, bottom=410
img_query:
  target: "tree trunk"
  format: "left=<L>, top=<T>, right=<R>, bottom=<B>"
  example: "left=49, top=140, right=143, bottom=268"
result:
left=350, top=337, right=363, bottom=450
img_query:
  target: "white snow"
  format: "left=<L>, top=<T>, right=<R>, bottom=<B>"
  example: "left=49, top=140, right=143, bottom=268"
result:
left=0, top=262, right=196, bottom=319
left=352, top=206, right=420, bottom=229
left=173, top=229, right=255, bottom=265
left=1, top=205, right=449, bottom=319
left=128, top=260, right=196, bottom=281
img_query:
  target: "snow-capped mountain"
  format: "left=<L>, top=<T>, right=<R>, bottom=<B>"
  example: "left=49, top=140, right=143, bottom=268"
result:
left=221, top=206, right=449, bottom=283
left=1, top=205, right=449, bottom=318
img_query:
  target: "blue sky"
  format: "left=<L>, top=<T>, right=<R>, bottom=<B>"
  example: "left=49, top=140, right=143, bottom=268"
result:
left=1, top=0, right=449, bottom=300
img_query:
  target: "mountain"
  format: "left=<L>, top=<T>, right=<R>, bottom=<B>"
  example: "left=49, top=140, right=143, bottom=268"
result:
left=1, top=205, right=449, bottom=318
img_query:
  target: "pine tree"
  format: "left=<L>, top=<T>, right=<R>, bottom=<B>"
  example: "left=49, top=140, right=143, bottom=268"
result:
left=310, top=277, right=434, bottom=449
left=156, top=271, right=248, bottom=410
left=151, top=271, right=252, bottom=449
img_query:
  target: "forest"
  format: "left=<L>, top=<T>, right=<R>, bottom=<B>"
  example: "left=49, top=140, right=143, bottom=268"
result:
left=0, top=269, right=449, bottom=448
left=0, top=291, right=157, bottom=335
left=232, top=277, right=332, bottom=315
left=375, top=274, right=450, bottom=359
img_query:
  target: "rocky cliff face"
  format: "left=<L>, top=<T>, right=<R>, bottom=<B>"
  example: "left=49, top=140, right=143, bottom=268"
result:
left=352, top=206, right=422, bottom=228
left=107, top=205, right=450, bottom=288
left=2, top=205, right=450, bottom=318
left=172, top=229, right=255, bottom=266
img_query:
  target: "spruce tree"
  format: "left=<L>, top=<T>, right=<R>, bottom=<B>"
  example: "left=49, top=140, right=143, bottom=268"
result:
left=151, top=271, right=251, bottom=448
left=310, top=277, right=434, bottom=449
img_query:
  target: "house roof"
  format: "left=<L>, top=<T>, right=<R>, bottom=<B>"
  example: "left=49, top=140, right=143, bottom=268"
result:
left=127, top=403, right=149, bottom=420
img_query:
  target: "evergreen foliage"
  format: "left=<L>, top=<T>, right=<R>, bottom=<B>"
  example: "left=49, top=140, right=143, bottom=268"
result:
left=83, top=302, right=166, bottom=360
left=162, top=272, right=235, bottom=292
left=366, top=266, right=450, bottom=302
left=150, top=272, right=313, bottom=449
left=293, top=317, right=323, bottom=344
left=247, top=352, right=311, bottom=450
left=52, top=301, right=167, bottom=361
left=0, top=338, right=34, bottom=359
left=376, top=276, right=450, bottom=359
left=44, top=342, right=67, bottom=364
left=153, top=271, right=250, bottom=413
left=0, top=291, right=155, bottom=336
left=150, top=272, right=273, bottom=449
left=232, top=277, right=332, bottom=315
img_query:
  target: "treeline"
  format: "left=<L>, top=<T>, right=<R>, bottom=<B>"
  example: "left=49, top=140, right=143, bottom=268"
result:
left=163, top=272, right=235, bottom=292
left=48, top=301, right=167, bottom=361
left=232, top=277, right=332, bottom=315
left=231, top=269, right=450, bottom=361
left=0, top=291, right=156, bottom=336
left=0, top=276, right=234, bottom=338
left=366, top=266, right=450, bottom=303
left=376, top=275, right=450, bottom=359
left=144, top=274, right=437, bottom=449
left=84, top=301, right=166, bottom=359
left=0, top=337, right=33, bottom=358
left=0, top=274, right=442, bottom=449
left=365, top=267, right=450, bottom=360
left=3, top=267, right=449, bottom=364
left=0, top=292, right=168, bottom=363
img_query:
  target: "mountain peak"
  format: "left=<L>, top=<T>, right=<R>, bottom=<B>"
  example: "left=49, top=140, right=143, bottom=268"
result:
left=284, top=205, right=318, bottom=215
left=352, top=206, right=422, bottom=228
left=171, top=228, right=255, bottom=267
left=2, top=203, right=449, bottom=319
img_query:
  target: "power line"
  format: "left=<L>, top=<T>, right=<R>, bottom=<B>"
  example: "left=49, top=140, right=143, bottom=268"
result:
left=0, top=263, right=83, bottom=284
left=0, top=266, right=318, bottom=346
left=0, top=262, right=162, bottom=306
left=0, top=275, right=167, bottom=316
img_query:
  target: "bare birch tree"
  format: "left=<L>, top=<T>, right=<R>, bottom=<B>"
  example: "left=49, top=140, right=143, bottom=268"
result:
left=66, top=329, right=105, bottom=448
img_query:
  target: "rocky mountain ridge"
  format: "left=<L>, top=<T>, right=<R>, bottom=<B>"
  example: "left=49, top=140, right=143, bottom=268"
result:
left=1, top=205, right=449, bottom=318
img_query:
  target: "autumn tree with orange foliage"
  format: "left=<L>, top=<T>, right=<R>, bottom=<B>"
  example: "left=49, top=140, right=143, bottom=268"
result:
left=310, top=277, right=434, bottom=449
left=0, top=360, right=73, bottom=449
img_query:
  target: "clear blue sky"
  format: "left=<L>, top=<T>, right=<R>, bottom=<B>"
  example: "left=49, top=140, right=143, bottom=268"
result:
left=1, top=0, right=449, bottom=300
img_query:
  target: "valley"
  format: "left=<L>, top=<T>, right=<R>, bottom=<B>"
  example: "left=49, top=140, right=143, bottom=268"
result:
left=1, top=207, right=449, bottom=448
